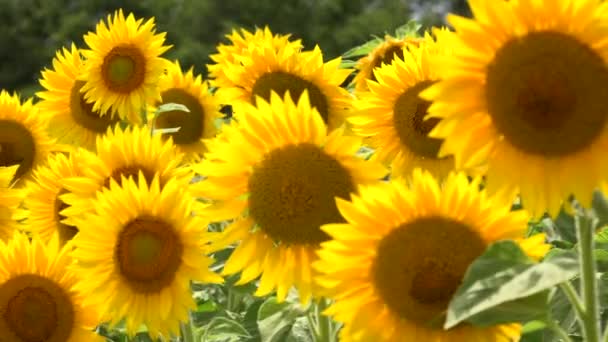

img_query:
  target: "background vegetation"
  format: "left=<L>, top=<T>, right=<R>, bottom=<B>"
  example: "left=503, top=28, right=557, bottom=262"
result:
left=0, top=0, right=470, bottom=97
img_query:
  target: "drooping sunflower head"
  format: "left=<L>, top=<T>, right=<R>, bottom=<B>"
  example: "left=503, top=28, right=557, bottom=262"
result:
left=0, top=165, right=26, bottom=241
left=0, top=232, right=102, bottom=342
left=421, top=0, right=608, bottom=217
left=37, top=44, right=121, bottom=151
left=353, top=35, right=422, bottom=93
left=149, top=60, right=221, bottom=161
left=0, top=90, right=56, bottom=187
left=70, top=175, right=223, bottom=338
left=208, top=26, right=303, bottom=87
left=350, top=31, right=455, bottom=179
left=79, top=9, right=172, bottom=123
left=58, top=124, right=191, bottom=220
left=23, top=152, right=81, bottom=244
left=214, top=37, right=353, bottom=130
left=315, top=169, right=549, bottom=341
left=193, top=91, right=386, bottom=304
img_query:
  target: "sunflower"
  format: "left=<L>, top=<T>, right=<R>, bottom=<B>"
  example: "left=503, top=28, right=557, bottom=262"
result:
left=59, top=125, right=191, bottom=220
left=420, top=0, right=608, bottom=217
left=0, top=90, right=56, bottom=187
left=70, top=175, right=223, bottom=338
left=349, top=32, right=454, bottom=179
left=148, top=60, right=221, bottom=161
left=0, top=232, right=102, bottom=341
left=0, top=165, right=26, bottom=241
left=192, top=92, right=386, bottom=304
left=79, top=9, right=171, bottom=123
left=315, top=169, right=549, bottom=341
left=352, top=35, right=422, bottom=93
left=214, top=34, right=353, bottom=130
left=23, top=153, right=81, bottom=244
left=37, top=44, right=121, bottom=151
left=208, top=26, right=303, bottom=88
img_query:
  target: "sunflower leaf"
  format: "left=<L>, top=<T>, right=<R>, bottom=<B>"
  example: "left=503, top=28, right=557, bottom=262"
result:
left=445, top=241, right=579, bottom=329
left=156, top=102, right=190, bottom=114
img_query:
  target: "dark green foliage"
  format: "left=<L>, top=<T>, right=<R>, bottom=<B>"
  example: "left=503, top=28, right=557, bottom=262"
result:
left=1, top=0, right=468, bottom=97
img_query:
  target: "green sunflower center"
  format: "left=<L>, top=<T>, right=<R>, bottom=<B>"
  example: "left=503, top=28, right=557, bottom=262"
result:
left=54, top=189, right=78, bottom=245
left=102, top=45, right=146, bottom=93
left=0, top=274, right=74, bottom=342
left=248, top=143, right=355, bottom=245
left=103, top=165, right=155, bottom=189
left=370, top=44, right=405, bottom=81
left=251, top=71, right=330, bottom=123
left=71, top=80, right=119, bottom=133
left=0, top=120, right=36, bottom=183
left=155, top=88, right=205, bottom=145
left=393, top=80, right=443, bottom=158
left=373, top=216, right=486, bottom=326
left=115, top=216, right=183, bottom=293
left=486, top=31, right=608, bottom=156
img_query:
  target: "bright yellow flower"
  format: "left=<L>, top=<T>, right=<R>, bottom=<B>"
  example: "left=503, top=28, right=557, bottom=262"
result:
left=315, top=169, right=550, bottom=342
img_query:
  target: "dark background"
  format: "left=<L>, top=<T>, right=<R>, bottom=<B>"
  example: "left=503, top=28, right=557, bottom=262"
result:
left=0, top=0, right=470, bottom=97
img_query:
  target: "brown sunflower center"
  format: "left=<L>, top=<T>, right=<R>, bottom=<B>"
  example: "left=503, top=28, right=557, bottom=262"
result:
left=103, top=165, right=155, bottom=189
left=251, top=71, right=330, bottom=123
left=0, top=120, right=36, bottom=183
left=155, top=88, right=205, bottom=144
left=70, top=80, right=119, bottom=133
left=102, top=45, right=146, bottom=93
left=369, top=44, right=405, bottom=82
left=486, top=31, right=608, bottom=156
left=115, top=216, right=183, bottom=293
left=248, top=143, right=355, bottom=245
left=373, top=216, right=486, bottom=326
left=54, top=189, right=78, bottom=245
left=393, top=80, right=443, bottom=158
left=0, top=274, right=74, bottom=342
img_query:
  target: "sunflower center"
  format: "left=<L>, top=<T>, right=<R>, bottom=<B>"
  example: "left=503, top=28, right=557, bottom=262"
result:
left=103, top=165, right=155, bottom=188
left=54, top=189, right=78, bottom=244
left=115, top=216, right=183, bottom=293
left=248, top=143, right=355, bottom=245
left=486, top=31, right=608, bottom=156
left=70, top=80, right=119, bottom=133
left=370, top=44, right=405, bottom=81
left=251, top=72, right=330, bottom=123
left=155, top=88, right=204, bottom=144
left=0, top=274, right=74, bottom=342
left=373, top=216, right=486, bottom=325
left=102, top=45, right=146, bottom=93
left=0, top=120, right=36, bottom=182
left=393, top=80, right=443, bottom=158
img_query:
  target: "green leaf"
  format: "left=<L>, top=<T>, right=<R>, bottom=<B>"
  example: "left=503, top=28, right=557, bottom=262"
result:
left=201, top=317, right=251, bottom=342
left=339, top=60, right=358, bottom=69
left=592, top=190, right=608, bottom=227
left=257, top=296, right=306, bottom=342
left=521, top=320, right=548, bottom=334
left=341, top=37, right=383, bottom=58
left=393, top=20, right=422, bottom=39
left=156, top=102, right=190, bottom=114
left=152, top=127, right=181, bottom=135
left=445, top=241, right=579, bottom=329
left=285, top=317, right=314, bottom=342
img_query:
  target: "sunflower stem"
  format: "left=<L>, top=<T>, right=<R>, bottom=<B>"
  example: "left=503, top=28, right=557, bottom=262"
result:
left=309, top=298, right=336, bottom=342
left=575, top=209, right=601, bottom=342
left=559, top=282, right=585, bottom=320
left=180, top=311, right=196, bottom=342
left=546, top=319, right=574, bottom=342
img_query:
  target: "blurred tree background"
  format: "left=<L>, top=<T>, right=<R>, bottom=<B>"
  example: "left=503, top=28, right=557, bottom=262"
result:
left=0, top=0, right=469, bottom=97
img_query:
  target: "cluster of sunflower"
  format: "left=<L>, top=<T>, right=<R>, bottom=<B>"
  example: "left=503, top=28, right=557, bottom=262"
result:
left=1, top=0, right=607, bottom=341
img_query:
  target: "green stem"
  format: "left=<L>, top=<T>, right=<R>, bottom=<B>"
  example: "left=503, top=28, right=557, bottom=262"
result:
left=309, top=298, right=335, bottom=342
left=546, top=319, right=574, bottom=342
left=576, top=210, right=601, bottom=342
left=559, top=282, right=585, bottom=320
left=180, top=311, right=196, bottom=342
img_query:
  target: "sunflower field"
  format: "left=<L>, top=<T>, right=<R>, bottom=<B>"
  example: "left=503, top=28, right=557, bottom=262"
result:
left=4, top=0, right=608, bottom=341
